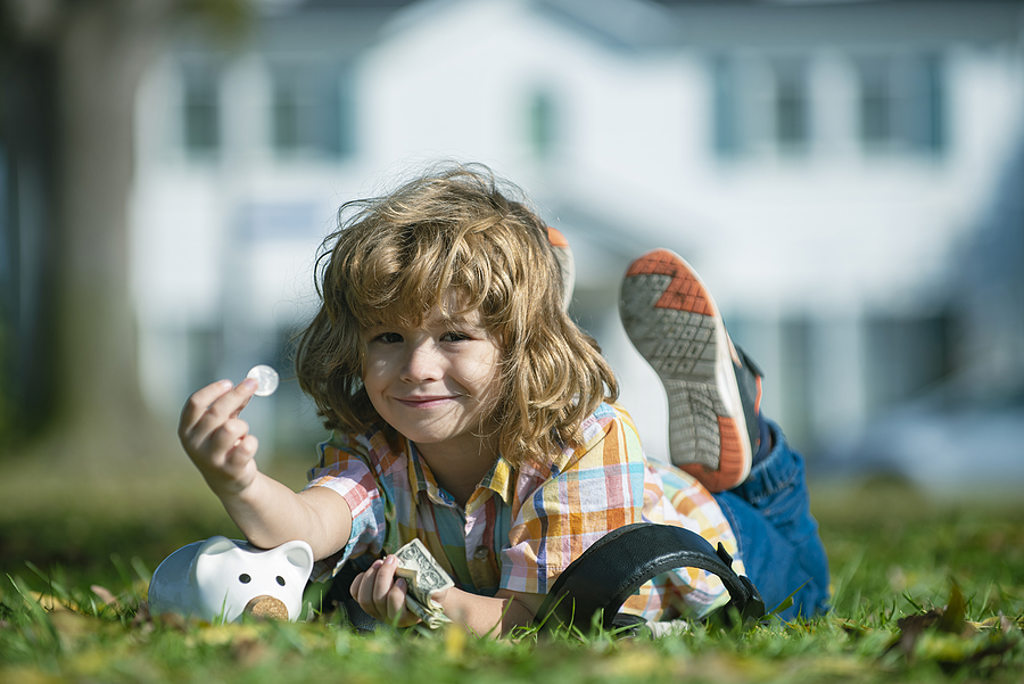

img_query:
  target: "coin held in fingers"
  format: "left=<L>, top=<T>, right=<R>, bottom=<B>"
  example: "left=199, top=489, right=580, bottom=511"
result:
left=246, top=364, right=279, bottom=397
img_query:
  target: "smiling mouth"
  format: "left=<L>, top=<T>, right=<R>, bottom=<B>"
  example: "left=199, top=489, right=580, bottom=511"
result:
left=396, top=395, right=458, bottom=407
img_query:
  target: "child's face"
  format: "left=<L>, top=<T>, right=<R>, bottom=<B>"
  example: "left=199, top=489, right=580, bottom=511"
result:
left=360, top=305, right=503, bottom=455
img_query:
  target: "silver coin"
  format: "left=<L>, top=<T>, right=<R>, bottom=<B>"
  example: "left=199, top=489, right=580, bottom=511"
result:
left=246, top=364, right=279, bottom=397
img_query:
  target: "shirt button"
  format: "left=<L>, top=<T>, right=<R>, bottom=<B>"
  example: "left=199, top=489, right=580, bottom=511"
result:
left=473, top=545, right=489, bottom=560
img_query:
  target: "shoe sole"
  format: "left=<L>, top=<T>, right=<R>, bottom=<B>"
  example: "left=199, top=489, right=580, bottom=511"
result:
left=619, top=249, right=750, bottom=491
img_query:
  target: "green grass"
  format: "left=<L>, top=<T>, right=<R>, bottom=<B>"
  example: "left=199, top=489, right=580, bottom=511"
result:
left=1, top=457, right=1022, bottom=683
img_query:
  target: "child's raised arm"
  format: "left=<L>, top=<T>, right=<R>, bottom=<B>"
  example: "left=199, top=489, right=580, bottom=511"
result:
left=178, top=379, right=351, bottom=560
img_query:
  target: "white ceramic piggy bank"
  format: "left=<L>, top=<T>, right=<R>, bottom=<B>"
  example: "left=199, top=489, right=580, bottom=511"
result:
left=148, top=536, right=314, bottom=622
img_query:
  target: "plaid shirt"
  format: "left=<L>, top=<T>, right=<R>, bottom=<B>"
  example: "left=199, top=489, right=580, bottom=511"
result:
left=305, top=402, right=742, bottom=619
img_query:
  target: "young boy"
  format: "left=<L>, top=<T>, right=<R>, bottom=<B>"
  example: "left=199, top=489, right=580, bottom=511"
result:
left=178, top=164, right=829, bottom=634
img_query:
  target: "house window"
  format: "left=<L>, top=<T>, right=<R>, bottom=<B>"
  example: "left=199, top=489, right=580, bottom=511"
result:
left=855, top=52, right=946, bottom=155
left=912, top=52, right=946, bottom=154
left=528, top=89, right=558, bottom=160
left=771, top=57, right=810, bottom=152
left=711, top=54, right=741, bottom=157
left=710, top=53, right=811, bottom=159
left=269, top=60, right=353, bottom=159
left=181, top=60, right=221, bottom=156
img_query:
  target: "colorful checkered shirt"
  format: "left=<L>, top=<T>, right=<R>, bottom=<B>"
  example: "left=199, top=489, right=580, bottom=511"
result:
left=305, top=402, right=743, bottom=619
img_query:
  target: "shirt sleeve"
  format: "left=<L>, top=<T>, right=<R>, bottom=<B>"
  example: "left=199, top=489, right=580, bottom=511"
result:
left=304, top=436, right=389, bottom=581
left=500, top=409, right=649, bottom=595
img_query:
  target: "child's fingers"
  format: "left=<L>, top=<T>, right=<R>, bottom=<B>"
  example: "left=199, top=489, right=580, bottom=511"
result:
left=354, top=558, right=397, bottom=614
left=229, top=392, right=254, bottom=419
left=179, top=379, right=233, bottom=435
left=374, top=556, right=412, bottom=624
left=226, top=379, right=256, bottom=419
left=225, top=434, right=259, bottom=470
left=349, top=572, right=364, bottom=599
left=353, top=560, right=384, bottom=613
left=208, top=418, right=251, bottom=456
left=351, top=563, right=416, bottom=626
left=183, top=380, right=258, bottom=445
left=205, top=378, right=258, bottom=423
left=386, top=578, right=408, bottom=620
left=372, top=555, right=399, bottom=606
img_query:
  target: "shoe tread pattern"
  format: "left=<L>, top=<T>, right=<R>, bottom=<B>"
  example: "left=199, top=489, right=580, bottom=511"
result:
left=620, top=250, right=749, bottom=490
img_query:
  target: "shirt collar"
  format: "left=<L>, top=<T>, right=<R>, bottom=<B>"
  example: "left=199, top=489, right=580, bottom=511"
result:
left=478, top=455, right=516, bottom=504
left=406, top=441, right=454, bottom=506
left=406, top=440, right=516, bottom=506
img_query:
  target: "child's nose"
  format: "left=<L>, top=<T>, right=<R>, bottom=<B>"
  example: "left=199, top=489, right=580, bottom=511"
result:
left=401, top=342, right=443, bottom=382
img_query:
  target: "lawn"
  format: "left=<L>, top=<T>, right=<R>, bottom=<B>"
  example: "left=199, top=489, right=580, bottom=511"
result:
left=1, top=453, right=1022, bottom=683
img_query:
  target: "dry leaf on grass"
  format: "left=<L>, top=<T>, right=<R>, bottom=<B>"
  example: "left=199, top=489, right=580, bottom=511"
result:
left=886, top=581, right=1022, bottom=672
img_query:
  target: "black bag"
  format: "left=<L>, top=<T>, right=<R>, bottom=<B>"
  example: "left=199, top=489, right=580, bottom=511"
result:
left=324, top=522, right=764, bottom=635
left=534, top=522, right=764, bottom=634
left=322, top=560, right=380, bottom=632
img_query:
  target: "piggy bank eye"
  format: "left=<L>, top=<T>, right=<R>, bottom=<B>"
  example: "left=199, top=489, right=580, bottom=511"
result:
left=239, top=573, right=251, bottom=584
left=276, top=576, right=286, bottom=586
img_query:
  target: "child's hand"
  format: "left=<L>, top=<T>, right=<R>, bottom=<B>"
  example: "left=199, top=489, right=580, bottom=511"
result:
left=178, top=378, right=260, bottom=497
left=349, top=555, right=425, bottom=628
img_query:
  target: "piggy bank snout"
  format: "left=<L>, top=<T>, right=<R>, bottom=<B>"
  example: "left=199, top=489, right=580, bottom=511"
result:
left=244, top=594, right=289, bottom=620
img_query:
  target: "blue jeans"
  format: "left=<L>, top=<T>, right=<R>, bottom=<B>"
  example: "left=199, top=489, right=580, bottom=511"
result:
left=713, top=418, right=830, bottom=620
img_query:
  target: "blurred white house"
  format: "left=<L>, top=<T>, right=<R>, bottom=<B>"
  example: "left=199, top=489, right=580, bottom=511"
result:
left=129, top=0, right=1024, bottom=468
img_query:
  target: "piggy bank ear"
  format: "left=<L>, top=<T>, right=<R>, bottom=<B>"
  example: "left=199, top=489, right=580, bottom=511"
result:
left=279, top=540, right=314, bottom=580
left=196, top=536, right=239, bottom=559
left=192, top=536, right=241, bottom=587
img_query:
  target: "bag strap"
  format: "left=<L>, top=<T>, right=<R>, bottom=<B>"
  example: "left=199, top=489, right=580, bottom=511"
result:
left=323, top=561, right=380, bottom=632
left=535, top=522, right=765, bottom=633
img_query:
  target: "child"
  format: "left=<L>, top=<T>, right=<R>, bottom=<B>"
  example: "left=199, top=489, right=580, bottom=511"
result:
left=178, top=164, right=829, bottom=635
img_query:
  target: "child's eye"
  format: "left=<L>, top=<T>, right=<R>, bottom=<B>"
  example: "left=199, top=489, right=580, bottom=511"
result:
left=440, top=331, right=471, bottom=342
left=372, top=332, right=403, bottom=344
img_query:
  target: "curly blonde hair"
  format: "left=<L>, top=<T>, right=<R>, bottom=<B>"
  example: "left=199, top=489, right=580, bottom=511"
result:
left=295, top=163, right=618, bottom=467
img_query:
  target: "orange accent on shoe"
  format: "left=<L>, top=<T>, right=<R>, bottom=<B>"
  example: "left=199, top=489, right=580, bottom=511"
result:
left=727, top=335, right=742, bottom=366
left=754, top=375, right=763, bottom=416
left=624, top=248, right=714, bottom=316
left=682, top=417, right=746, bottom=492
left=547, top=226, right=569, bottom=248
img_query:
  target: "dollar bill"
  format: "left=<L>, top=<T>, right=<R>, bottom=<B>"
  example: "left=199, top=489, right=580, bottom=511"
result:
left=393, top=538, right=453, bottom=629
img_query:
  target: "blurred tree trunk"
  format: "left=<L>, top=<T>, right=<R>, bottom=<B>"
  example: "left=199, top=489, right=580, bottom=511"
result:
left=53, top=3, right=167, bottom=457
left=1, top=1, right=245, bottom=462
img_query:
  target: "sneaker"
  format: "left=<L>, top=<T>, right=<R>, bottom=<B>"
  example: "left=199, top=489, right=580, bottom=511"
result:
left=547, top=226, right=575, bottom=311
left=619, top=249, right=762, bottom=492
